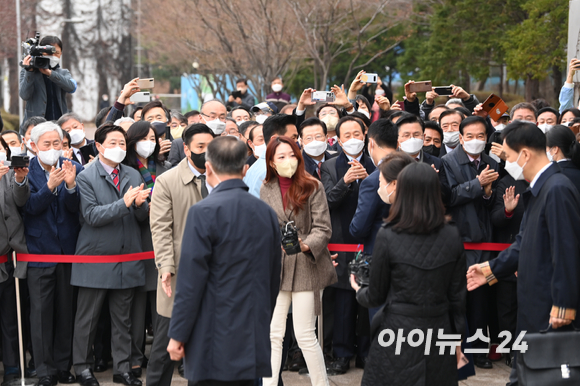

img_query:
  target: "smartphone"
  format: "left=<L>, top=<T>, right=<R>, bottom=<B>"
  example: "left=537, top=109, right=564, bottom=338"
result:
left=397, top=101, right=405, bottom=111
left=433, top=86, right=453, bottom=96
left=311, top=91, right=336, bottom=102
left=481, top=94, right=509, bottom=121
left=137, top=78, right=154, bottom=89
left=231, top=90, right=243, bottom=99
left=130, top=91, right=151, bottom=104
left=408, top=81, right=433, bottom=93
left=360, top=73, right=378, bottom=83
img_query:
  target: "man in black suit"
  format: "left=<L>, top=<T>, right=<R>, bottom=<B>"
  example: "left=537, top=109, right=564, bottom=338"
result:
left=56, top=113, right=96, bottom=165
left=395, top=113, right=450, bottom=204
left=300, top=117, right=337, bottom=180
left=167, top=137, right=281, bottom=386
left=320, top=116, right=375, bottom=374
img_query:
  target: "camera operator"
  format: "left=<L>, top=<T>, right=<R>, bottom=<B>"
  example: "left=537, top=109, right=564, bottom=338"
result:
left=19, top=36, right=77, bottom=126
left=227, top=79, right=256, bottom=110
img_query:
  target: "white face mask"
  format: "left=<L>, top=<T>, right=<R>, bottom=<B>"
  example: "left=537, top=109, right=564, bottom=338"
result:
left=9, top=146, right=23, bottom=156
left=303, top=140, right=327, bottom=157
left=26, top=139, right=34, bottom=151
left=256, top=114, right=268, bottom=124
left=546, top=149, right=554, bottom=162
left=399, top=137, right=424, bottom=155
left=272, top=84, right=283, bottom=93
left=358, top=109, right=370, bottom=119
left=443, top=131, right=460, bottom=147
left=136, top=140, right=156, bottom=159
left=340, top=138, right=365, bottom=156
left=0, top=152, right=6, bottom=163
left=236, top=120, right=245, bottom=127
left=538, top=123, right=553, bottom=134
left=103, top=146, right=127, bottom=164
left=204, top=118, right=226, bottom=135
left=38, top=148, right=62, bottom=166
left=494, top=123, right=506, bottom=131
left=505, top=152, right=526, bottom=181
left=375, top=89, right=385, bottom=96
left=253, top=143, right=267, bottom=158
left=69, top=129, right=85, bottom=145
left=462, top=139, right=486, bottom=155
left=47, top=55, right=60, bottom=68
left=377, top=182, right=394, bottom=204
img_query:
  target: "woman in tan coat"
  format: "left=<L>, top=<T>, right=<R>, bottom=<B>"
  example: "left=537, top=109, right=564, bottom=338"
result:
left=260, top=136, right=337, bottom=386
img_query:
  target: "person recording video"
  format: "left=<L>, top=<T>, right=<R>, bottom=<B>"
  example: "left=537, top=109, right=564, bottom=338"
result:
left=227, top=78, right=256, bottom=110
left=19, top=35, right=77, bottom=130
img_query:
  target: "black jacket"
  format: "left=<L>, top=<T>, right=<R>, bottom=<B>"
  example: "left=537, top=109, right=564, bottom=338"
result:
left=303, top=150, right=336, bottom=180
left=321, top=152, right=375, bottom=288
left=168, top=179, right=281, bottom=382
left=558, top=160, right=580, bottom=194
left=356, top=223, right=466, bottom=386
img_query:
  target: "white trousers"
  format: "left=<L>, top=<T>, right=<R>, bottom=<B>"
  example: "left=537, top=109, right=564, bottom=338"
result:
left=263, top=290, right=329, bottom=386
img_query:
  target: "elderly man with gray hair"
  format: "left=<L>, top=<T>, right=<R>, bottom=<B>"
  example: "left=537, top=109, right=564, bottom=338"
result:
left=56, top=112, right=96, bottom=165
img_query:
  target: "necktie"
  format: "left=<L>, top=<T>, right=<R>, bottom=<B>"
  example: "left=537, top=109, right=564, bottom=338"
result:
left=474, top=160, right=480, bottom=170
left=328, top=138, right=335, bottom=146
left=112, top=168, right=120, bottom=191
left=317, top=163, right=322, bottom=179
left=198, top=175, right=209, bottom=198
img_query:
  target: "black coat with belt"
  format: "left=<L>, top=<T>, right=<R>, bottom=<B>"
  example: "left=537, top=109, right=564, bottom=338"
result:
left=168, top=179, right=281, bottom=383
left=356, top=223, right=466, bottom=386
left=321, top=152, right=375, bottom=289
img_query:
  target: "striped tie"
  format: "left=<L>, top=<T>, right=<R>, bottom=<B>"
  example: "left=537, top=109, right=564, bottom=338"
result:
left=112, top=168, right=120, bottom=191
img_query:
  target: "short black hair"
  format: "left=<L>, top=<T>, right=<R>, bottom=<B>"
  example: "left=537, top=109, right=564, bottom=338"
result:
left=428, top=104, right=449, bottom=120
left=1, top=130, right=22, bottom=143
left=62, top=130, right=71, bottom=146
left=355, top=95, right=371, bottom=114
left=249, top=125, right=262, bottom=142
left=558, top=108, right=580, bottom=124
left=184, top=110, right=200, bottom=119
left=206, top=136, right=247, bottom=175
left=501, top=121, right=546, bottom=153
left=378, top=151, right=415, bottom=182
left=299, top=117, right=327, bottom=137
left=351, top=111, right=371, bottom=129
left=454, top=106, right=471, bottom=117
left=438, top=109, right=465, bottom=125
left=537, top=107, right=560, bottom=120
left=510, top=102, right=537, bottom=120
left=262, top=114, right=296, bottom=144
left=459, top=116, right=487, bottom=135
left=315, top=104, right=341, bottom=118
left=21, top=116, right=47, bottom=135
left=367, top=118, right=398, bottom=149
left=395, top=113, right=425, bottom=133
left=388, top=111, right=406, bottom=122
left=131, top=107, right=143, bottom=120
left=424, top=121, right=443, bottom=140
left=39, top=36, right=63, bottom=50
left=94, top=122, right=127, bottom=145
left=546, top=125, right=580, bottom=168
left=182, top=124, right=215, bottom=146
left=238, top=121, right=258, bottom=137
left=230, top=106, right=251, bottom=117
left=141, top=101, right=169, bottom=122
left=95, top=107, right=113, bottom=127
left=236, top=78, right=248, bottom=85
left=123, top=121, right=161, bottom=170
left=336, top=116, right=366, bottom=138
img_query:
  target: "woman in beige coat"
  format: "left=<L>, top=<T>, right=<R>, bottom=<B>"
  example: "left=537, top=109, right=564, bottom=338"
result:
left=260, top=136, right=337, bottom=386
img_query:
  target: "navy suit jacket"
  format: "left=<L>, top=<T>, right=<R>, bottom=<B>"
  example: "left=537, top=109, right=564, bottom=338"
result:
left=489, top=164, right=580, bottom=333
left=22, top=156, right=82, bottom=267
left=423, top=151, right=451, bottom=205
left=349, top=169, right=389, bottom=254
left=303, top=150, right=337, bottom=180
left=168, top=179, right=281, bottom=383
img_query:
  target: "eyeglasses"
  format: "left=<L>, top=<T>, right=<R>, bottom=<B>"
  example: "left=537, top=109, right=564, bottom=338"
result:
left=303, top=134, right=326, bottom=142
left=319, top=110, right=338, bottom=118
left=201, top=112, right=227, bottom=121
left=399, top=133, right=423, bottom=140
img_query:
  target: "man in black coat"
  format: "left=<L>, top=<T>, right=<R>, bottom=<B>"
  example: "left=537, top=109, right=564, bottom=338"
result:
left=167, top=137, right=281, bottom=386
left=441, top=116, right=500, bottom=368
left=320, top=116, right=374, bottom=374
left=468, top=121, right=580, bottom=385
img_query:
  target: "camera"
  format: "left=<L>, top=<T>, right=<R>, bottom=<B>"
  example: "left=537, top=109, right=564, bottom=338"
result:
left=9, top=155, right=30, bottom=169
left=348, top=253, right=371, bottom=286
left=281, top=221, right=301, bottom=255
left=20, top=32, right=56, bottom=70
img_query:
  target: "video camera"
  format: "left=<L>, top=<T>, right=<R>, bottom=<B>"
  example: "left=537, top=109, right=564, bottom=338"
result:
left=20, top=32, right=56, bottom=70
left=348, top=252, right=371, bottom=286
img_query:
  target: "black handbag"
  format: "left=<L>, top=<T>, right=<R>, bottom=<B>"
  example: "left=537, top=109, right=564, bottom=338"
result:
left=517, top=325, right=580, bottom=385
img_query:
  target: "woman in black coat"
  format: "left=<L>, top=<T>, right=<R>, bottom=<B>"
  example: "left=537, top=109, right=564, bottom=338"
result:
left=546, top=124, right=580, bottom=194
left=351, top=161, right=466, bottom=386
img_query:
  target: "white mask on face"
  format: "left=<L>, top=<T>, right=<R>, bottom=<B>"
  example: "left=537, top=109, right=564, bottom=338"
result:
left=341, top=138, right=365, bottom=156
left=26, top=139, right=34, bottom=151
left=272, top=84, right=283, bottom=93
left=303, top=140, right=327, bottom=157
left=462, top=139, right=486, bottom=155
left=47, top=56, right=60, bottom=68
left=253, top=143, right=267, bottom=158
left=375, top=89, right=385, bottom=96
left=256, top=114, right=268, bottom=124
left=546, top=149, right=554, bottom=162
left=505, top=152, right=527, bottom=181
left=136, top=141, right=156, bottom=159
left=377, top=182, right=394, bottom=204
left=236, top=120, right=245, bottom=127
left=538, top=123, right=553, bottom=134
left=103, top=146, right=127, bottom=164
left=69, top=129, right=85, bottom=145
left=358, top=109, right=370, bottom=119
left=9, top=146, right=23, bottom=156
left=38, top=149, right=62, bottom=166
left=400, top=137, right=424, bottom=155
left=443, top=131, right=460, bottom=147
left=494, top=123, right=506, bottom=131
left=205, top=118, right=226, bottom=135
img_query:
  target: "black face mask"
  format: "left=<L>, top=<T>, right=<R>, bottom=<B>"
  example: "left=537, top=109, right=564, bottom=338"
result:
left=423, top=145, right=440, bottom=157
left=190, top=152, right=206, bottom=170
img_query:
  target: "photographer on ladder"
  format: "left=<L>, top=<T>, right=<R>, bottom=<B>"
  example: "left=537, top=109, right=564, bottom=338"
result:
left=19, top=35, right=77, bottom=130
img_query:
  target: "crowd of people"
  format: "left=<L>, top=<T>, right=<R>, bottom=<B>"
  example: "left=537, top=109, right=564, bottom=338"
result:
left=1, top=35, right=580, bottom=386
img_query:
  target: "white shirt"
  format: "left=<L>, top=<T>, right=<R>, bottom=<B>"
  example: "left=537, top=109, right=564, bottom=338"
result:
left=187, top=160, right=213, bottom=194
left=445, top=144, right=455, bottom=154
left=529, top=162, right=552, bottom=189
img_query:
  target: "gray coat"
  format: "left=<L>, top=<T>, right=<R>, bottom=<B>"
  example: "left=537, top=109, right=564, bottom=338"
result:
left=19, top=67, right=76, bottom=129
left=0, top=170, right=30, bottom=280
left=72, top=158, right=148, bottom=289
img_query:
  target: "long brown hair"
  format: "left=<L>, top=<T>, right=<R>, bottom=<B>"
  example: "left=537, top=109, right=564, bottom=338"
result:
left=265, top=136, right=318, bottom=213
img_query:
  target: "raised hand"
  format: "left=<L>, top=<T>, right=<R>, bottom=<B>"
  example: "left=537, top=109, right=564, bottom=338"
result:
left=404, top=80, right=417, bottom=103
left=503, top=186, right=520, bottom=213
left=472, top=103, right=488, bottom=118
left=329, top=84, right=349, bottom=108
left=390, top=100, right=402, bottom=111
left=297, top=88, right=317, bottom=111
left=62, top=160, right=77, bottom=189
left=375, top=95, right=391, bottom=111
left=450, top=84, right=470, bottom=101
left=490, top=143, right=507, bottom=161
left=118, top=78, right=141, bottom=105
left=47, top=166, right=66, bottom=191
left=135, top=184, right=152, bottom=207
left=159, top=139, right=171, bottom=155
left=14, top=167, right=29, bottom=183
left=123, top=185, right=140, bottom=207
left=426, top=90, right=439, bottom=105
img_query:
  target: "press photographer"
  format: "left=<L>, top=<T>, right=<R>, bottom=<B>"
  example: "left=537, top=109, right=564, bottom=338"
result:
left=19, top=34, right=77, bottom=128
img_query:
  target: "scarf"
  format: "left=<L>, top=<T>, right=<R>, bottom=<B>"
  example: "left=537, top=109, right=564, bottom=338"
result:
left=137, top=158, right=156, bottom=194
